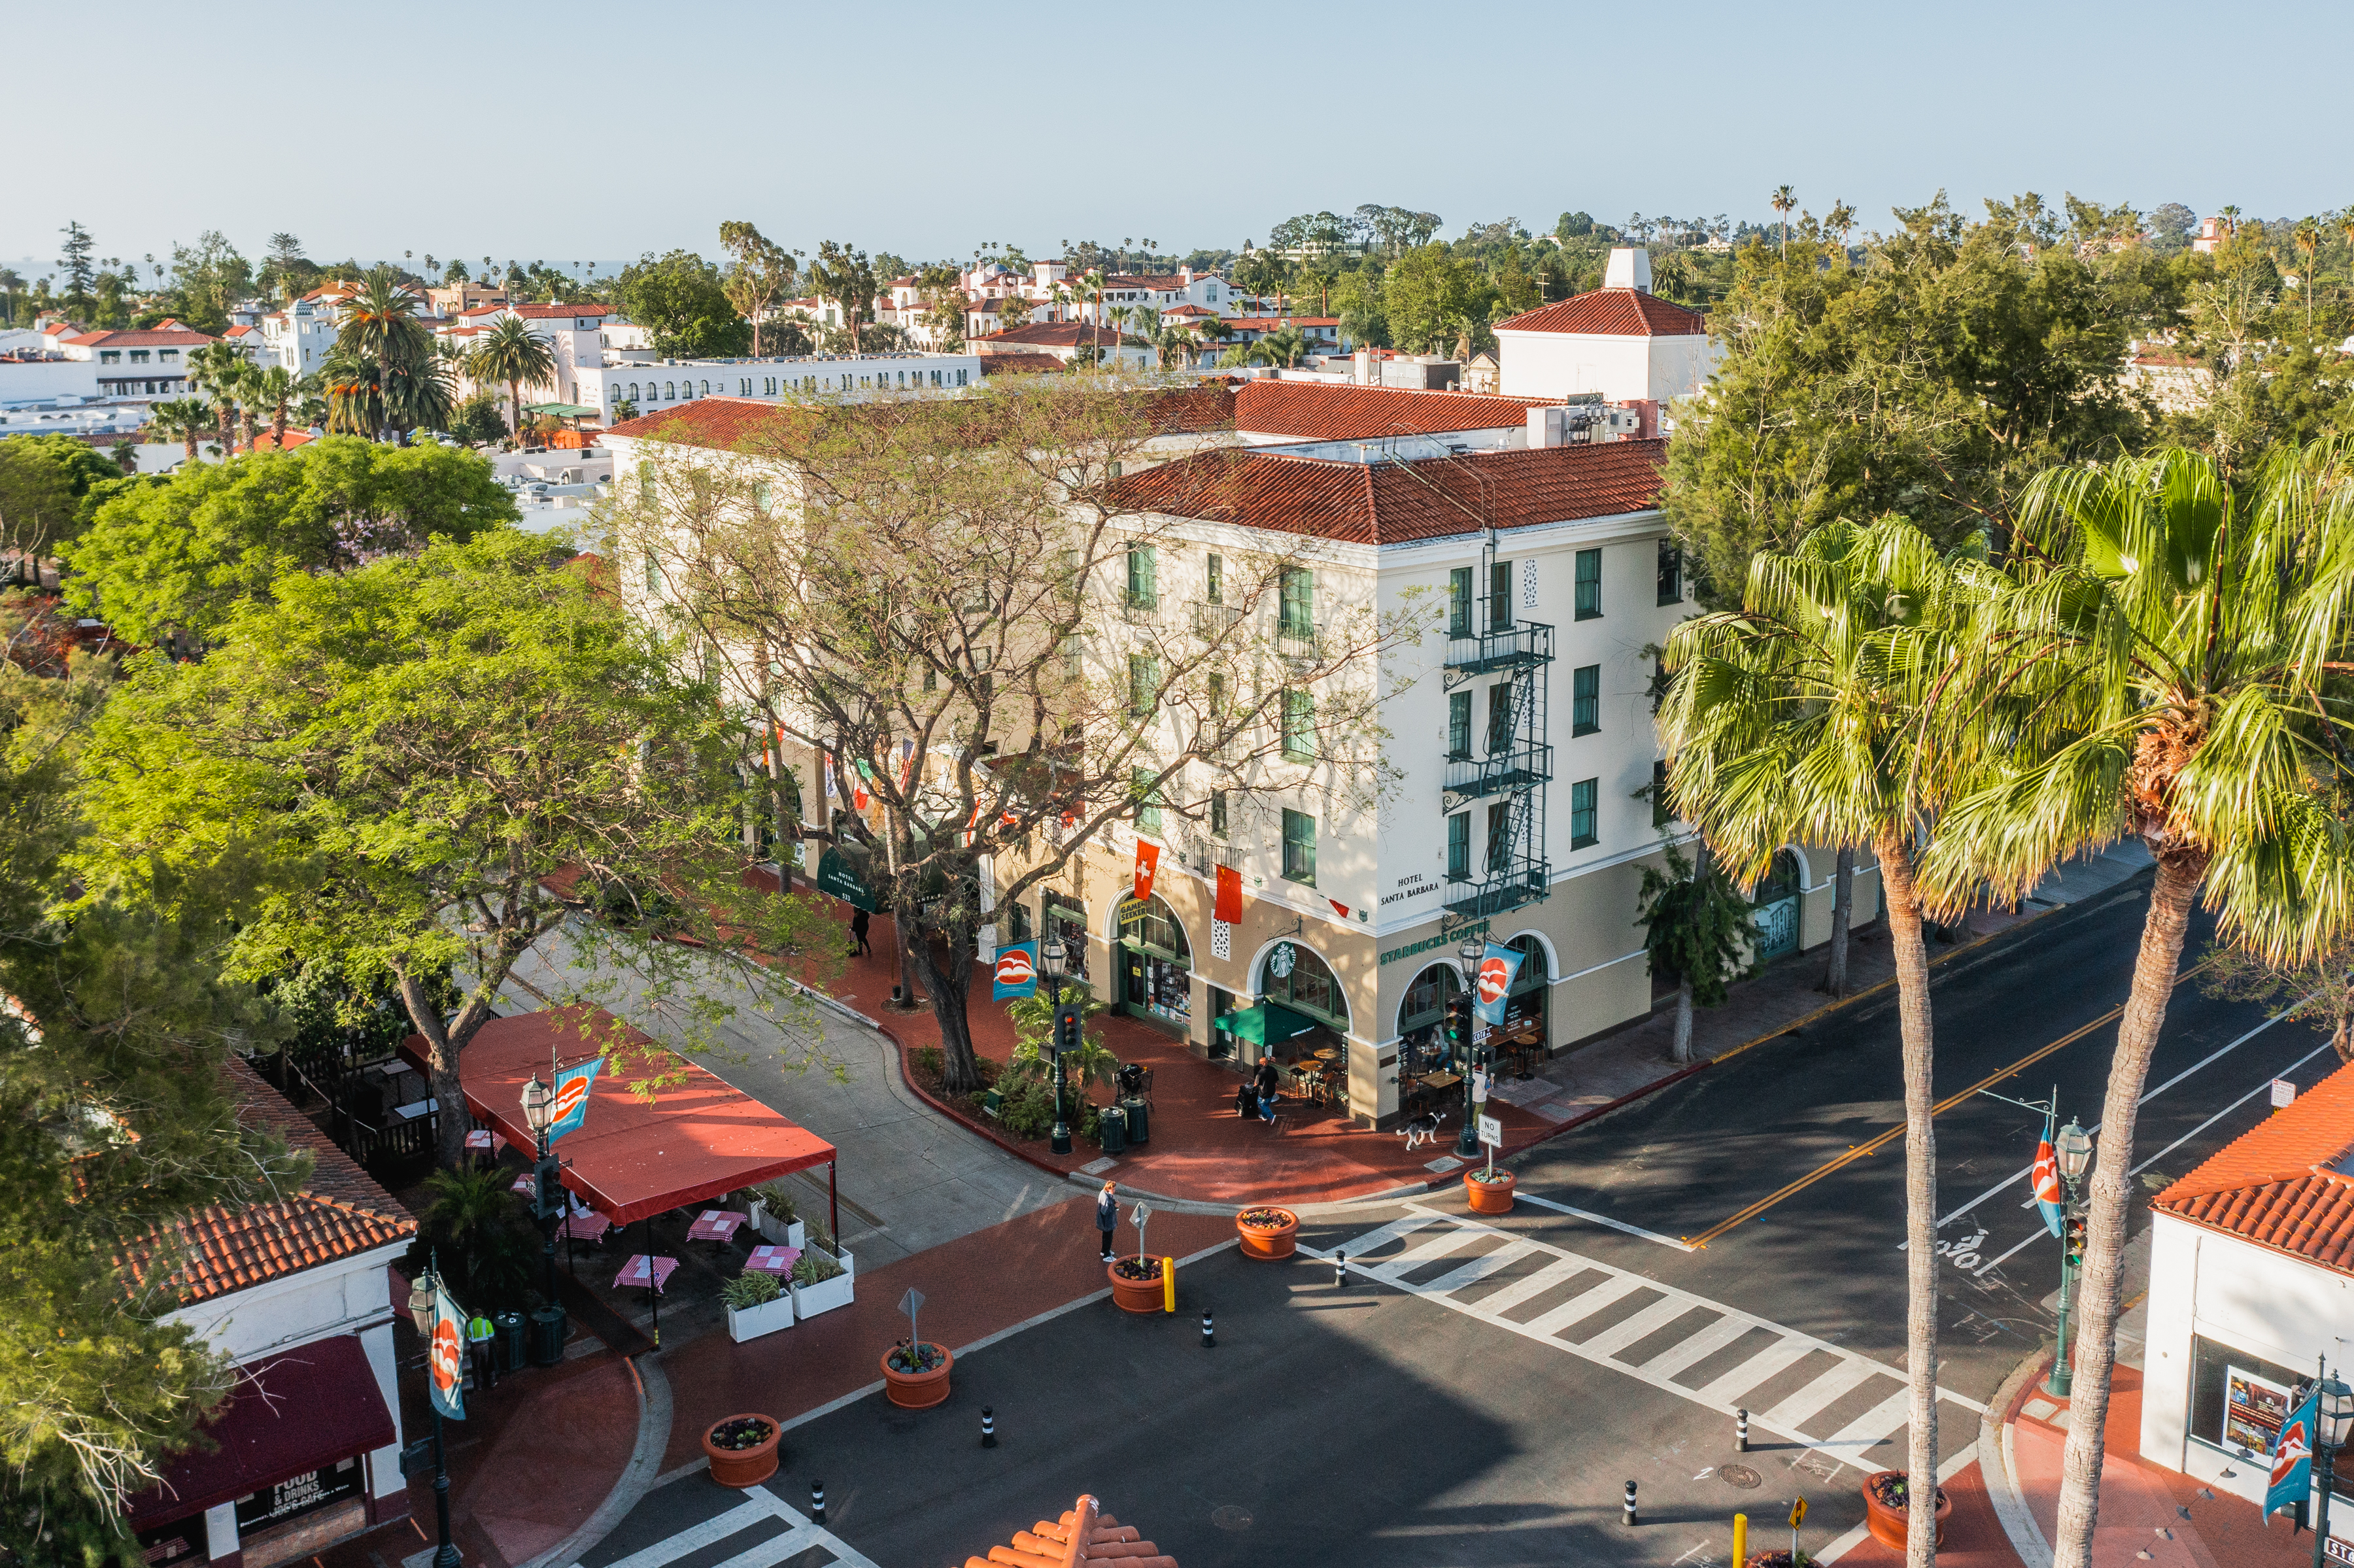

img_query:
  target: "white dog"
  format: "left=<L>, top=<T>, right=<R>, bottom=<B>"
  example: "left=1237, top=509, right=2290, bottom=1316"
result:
left=1399, top=1109, right=1448, bottom=1151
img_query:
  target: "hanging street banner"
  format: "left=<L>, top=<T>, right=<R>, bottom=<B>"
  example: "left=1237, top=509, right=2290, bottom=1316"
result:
left=2264, top=1378, right=2320, bottom=1522
left=1473, top=941, right=1524, bottom=1026
left=428, top=1281, right=468, bottom=1421
left=1133, top=840, right=1160, bottom=904
left=2032, top=1121, right=2065, bottom=1239
left=993, top=941, right=1040, bottom=1000
left=547, top=1057, right=604, bottom=1145
left=1214, top=864, right=1243, bottom=924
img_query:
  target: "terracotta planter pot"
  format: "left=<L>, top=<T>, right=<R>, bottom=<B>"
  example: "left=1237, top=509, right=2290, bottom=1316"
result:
left=1860, top=1469, right=1950, bottom=1549
left=1464, top=1169, right=1516, bottom=1214
left=1236, top=1206, right=1299, bottom=1259
left=702, top=1414, right=780, bottom=1488
left=880, top=1343, right=953, bottom=1409
left=1108, top=1258, right=1165, bottom=1313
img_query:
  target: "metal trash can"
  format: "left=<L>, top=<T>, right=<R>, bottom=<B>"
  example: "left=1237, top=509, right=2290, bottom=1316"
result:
left=1098, top=1103, right=1127, bottom=1156
left=527, top=1304, right=566, bottom=1367
left=1119, top=1095, right=1149, bottom=1146
left=496, top=1311, right=524, bottom=1372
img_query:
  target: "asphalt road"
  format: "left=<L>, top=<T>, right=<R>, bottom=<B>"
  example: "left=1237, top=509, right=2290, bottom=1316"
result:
left=599, top=870, right=2332, bottom=1568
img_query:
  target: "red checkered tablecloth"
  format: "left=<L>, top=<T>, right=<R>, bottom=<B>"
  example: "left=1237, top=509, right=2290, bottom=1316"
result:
left=743, top=1244, right=801, bottom=1276
left=615, top=1255, right=678, bottom=1294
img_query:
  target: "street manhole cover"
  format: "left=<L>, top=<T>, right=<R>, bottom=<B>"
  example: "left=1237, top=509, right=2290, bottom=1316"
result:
left=1719, top=1465, right=1762, bottom=1489
left=1210, top=1507, right=1253, bottom=1531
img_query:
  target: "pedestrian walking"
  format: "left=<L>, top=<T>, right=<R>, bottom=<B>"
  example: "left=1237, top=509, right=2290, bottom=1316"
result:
left=849, top=908, right=872, bottom=957
left=1095, top=1180, right=1117, bottom=1261
left=1254, top=1053, right=1281, bottom=1128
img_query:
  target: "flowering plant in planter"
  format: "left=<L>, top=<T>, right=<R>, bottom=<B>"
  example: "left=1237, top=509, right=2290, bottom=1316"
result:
left=885, top=1339, right=946, bottom=1374
left=708, top=1416, right=775, bottom=1452
left=1864, top=1473, right=1944, bottom=1512
left=1465, top=1167, right=1514, bottom=1185
left=1237, top=1207, right=1290, bottom=1229
left=1110, top=1255, right=1161, bottom=1281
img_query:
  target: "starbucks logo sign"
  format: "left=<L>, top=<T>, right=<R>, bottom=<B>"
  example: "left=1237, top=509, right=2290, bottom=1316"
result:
left=1267, top=943, right=1297, bottom=979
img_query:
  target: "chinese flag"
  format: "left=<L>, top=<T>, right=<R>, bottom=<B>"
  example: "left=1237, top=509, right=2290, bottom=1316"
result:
left=1329, top=899, right=1351, bottom=919
left=1215, top=864, right=1243, bottom=924
left=1133, top=841, right=1160, bottom=904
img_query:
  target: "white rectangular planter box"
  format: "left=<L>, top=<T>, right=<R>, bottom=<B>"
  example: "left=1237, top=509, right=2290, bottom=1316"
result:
left=747, top=1201, right=804, bottom=1250
left=789, top=1246, right=855, bottom=1320
left=725, top=1293, right=795, bottom=1342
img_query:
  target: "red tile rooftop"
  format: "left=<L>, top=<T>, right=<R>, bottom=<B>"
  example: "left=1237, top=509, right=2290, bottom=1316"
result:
left=1497, top=287, right=1707, bottom=337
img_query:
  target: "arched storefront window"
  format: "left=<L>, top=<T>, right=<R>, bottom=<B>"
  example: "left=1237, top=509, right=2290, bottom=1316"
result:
left=1113, top=893, right=1191, bottom=1028
left=1257, top=940, right=1348, bottom=1030
left=1492, top=932, right=1551, bottom=1048
left=1753, top=849, right=1803, bottom=961
left=1041, top=891, right=1087, bottom=981
left=1395, top=962, right=1461, bottom=1041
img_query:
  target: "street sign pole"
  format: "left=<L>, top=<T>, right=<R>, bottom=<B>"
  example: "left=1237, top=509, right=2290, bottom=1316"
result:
left=1130, top=1201, right=1151, bottom=1265
left=1790, top=1495, right=1806, bottom=1564
left=899, top=1287, right=925, bottom=1351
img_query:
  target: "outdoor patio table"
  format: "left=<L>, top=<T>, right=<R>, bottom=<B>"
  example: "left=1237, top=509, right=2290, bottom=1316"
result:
left=564, top=1212, right=610, bottom=1242
left=686, top=1210, right=744, bottom=1244
left=1420, top=1072, right=1462, bottom=1089
left=463, top=1129, right=494, bottom=1152
left=393, top=1099, right=434, bottom=1121
left=615, top=1255, right=679, bottom=1294
left=743, top=1244, right=801, bottom=1276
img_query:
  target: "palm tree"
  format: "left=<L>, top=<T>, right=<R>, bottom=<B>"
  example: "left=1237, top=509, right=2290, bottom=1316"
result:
left=145, top=398, right=213, bottom=465
left=1248, top=326, right=1312, bottom=370
left=466, top=315, right=556, bottom=443
left=319, top=343, right=380, bottom=437
left=187, top=342, right=248, bottom=456
left=335, top=265, right=432, bottom=441
left=1771, top=186, right=1796, bottom=257
left=248, top=364, right=298, bottom=447
left=1922, top=444, right=2354, bottom=1568
left=2294, top=218, right=2321, bottom=336
left=1663, top=517, right=1985, bottom=1568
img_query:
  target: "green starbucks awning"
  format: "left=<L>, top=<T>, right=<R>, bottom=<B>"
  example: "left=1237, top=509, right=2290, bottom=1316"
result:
left=815, top=847, right=879, bottom=913
left=1212, top=1002, right=1318, bottom=1046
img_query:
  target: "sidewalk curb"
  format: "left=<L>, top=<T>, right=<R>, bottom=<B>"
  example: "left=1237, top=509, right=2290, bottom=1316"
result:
left=515, top=1353, right=672, bottom=1568
left=1982, top=1350, right=2056, bottom=1568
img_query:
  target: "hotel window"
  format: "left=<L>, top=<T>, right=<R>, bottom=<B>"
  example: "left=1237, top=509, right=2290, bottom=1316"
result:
left=1206, top=553, right=1224, bottom=604
left=1572, top=664, right=1600, bottom=736
left=1281, top=808, right=1316, bottom=885
left=1128, top=654, right=1158, bottom=717
left=643, top=550, right=662, bottom=596
left=1575, top=548, right=1603, bottom=619
left=1131, top=768, right=1162, bottom=832
left=1486, top=683, right=1514, bottom=754
left=639, top=463, right=655, bottom=505
left=1488, top=561, right=1512, bottom=630
left=1658, top=539, right=1684, bottom=605
left=1125, top=545, right=1157, bottom=609
left=1447, top=691, right=1471, bottom=758
left=1282, top=690, right=1316, bottom=762
left=130, top=350, right=150, bottom=364
left=753, top=483, right=774, bottom=515
left=1447, top=811, right=1471, bottom=881
left=158, top=349, right=178, bottom=362
left=1571, top=778, right=1599, bottom=847
left=1652, top=760, right=1673, bottom=827
left=699, top=379, right=709, bottom=395
left=99, top=350, right=120, bottom=364
left=664, top=382, right=675, bottom=400
left=1278, top=568, right=1315, bottom=638
left=1210, top=790, right=1229, bottom=838
left=1448, top=567, right=1473, bottom=636
left=628, top=383, right=639, bottom=401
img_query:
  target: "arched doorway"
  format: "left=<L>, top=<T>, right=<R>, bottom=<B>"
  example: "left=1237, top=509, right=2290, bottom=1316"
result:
left=1752, top=849, right=1803, bottom=961
left=1112, top=893, right=1191, bottom=1029
left=1256, top=939, right=1348, bottom=1034
left=1396, top=961, right=1462, bottom=1079
left=1492, top=932, right=1552, bottom=1061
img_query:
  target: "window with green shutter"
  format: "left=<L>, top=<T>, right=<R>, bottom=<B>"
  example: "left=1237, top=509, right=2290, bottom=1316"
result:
left=1125, top=545, right=1157, bottom=609
left=1206, top=553, right=1223, bottom=604
left=1448, top=567, right=1473, bottom=636
left=1281, top=808, right=1316, bottom=885
left=1486, top=801, right=1511, bottom=872
left=643, top=550, right=662, bottom=596
left=1210, top=790, right=1229, bottom=838
left=1489, top=561, right=1513, bottom=630
left=1447, top=691, right=1471, bottom=758
left=1575, top=548, right=1602, bottom=619
left=1132, top=767, right=1162, bottom=832
left=1447, top=811, right=1471, bottom=880
left=1572, top=664, right=1599, bottom=735
left=1128, top=653, right=1158, bottom=717
left=1657, top=539, right=1683, bottom=604
left=1279, top=568, right=1315, bottom=636
left=1571, top=777, right=1599, bottom=847
left=1282, top=689, right=1315, bottom=760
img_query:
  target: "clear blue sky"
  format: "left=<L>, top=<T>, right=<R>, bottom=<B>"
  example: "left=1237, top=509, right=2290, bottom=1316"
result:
left=8, top=0, right=2346, bottom=278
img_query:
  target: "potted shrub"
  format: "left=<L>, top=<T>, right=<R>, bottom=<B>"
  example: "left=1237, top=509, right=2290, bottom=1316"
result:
left=1860, top=1469, right=1950, bottom=1549
left=879, top=1339, right=953, bottom=1408
left=746, top=1183, right=806, bottom=1249
left=1464, top=1166, right=1516, bottom=1214
left=721, top=1270, right=794, bottom=1343
left=1235, top=1206, right=1299, bottom=1260
left=702, top=1414, right=779, bottom=1488
left=1741, top=1554, right=1819, bottom=1567
left=787, top=1227, right=855, bottom=1320
left=1108, top=1254, right=1165, bottom=1313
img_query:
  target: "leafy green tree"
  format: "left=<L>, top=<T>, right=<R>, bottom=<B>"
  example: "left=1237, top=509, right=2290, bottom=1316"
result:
left=808, top=242, right=878, bottom=353
left=160, top=232, right=252, bottom=335
left=719, top=222, right=798, bottom=357
left=56, top=220, right=97, bottom=319
left=614, top=250, right=751, bottom=358
left=78, top=530, right=843, bottom=1167
left=61, top=437, right=517, bottom=647
left=1331, top=263, right=1386, bottom=347
left=448, top=391, right=509, bottom=447
left=1664, top=515, right=1985, bottom=1568
left=0, top=435, right=123, bottom=558
left=0, top=656, right=310, bottom=1565
left=466, top=315, right=556, bottom=438
left=1921, top=444, right=2354, bottom=1568
left=1382, top=245, right=1478, bottom=354
left=258, top=233, right=322, bottom=304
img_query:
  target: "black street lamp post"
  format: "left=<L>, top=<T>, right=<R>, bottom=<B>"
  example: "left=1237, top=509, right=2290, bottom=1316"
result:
left=2313, top=1369, right=2353, bottom=1568
left=1042, top=936, right=1077, bottom=1156
left=519, top=1074, right=567, bottom=1367
left=403, top=1271, right=464, bottom=1568
left=2044, top=1119, right=2094, bottom=1398
left=1454, top=934, right=1485, bottom=1160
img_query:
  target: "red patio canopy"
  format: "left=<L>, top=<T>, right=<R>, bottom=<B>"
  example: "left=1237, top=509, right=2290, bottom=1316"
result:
left=403, top=1008, right=836, bottom=1225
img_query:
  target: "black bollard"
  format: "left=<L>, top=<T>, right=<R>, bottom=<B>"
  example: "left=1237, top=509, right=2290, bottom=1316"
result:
left=1735, top=1407, right=1749, bottom=1453
left=1201, top=1308, right=1215, bottom=1348
left=981, top=1406, right=996, bottom=1448
left=811, top=1480, right=825, bottom=1526
left=1622, top=1479, right=1637, bottom=1527
left=1335, top=1250, right=1347, bottom=1287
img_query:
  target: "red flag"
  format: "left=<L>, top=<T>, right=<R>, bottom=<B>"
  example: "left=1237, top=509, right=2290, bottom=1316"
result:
left=1133, top=841, right=1160, bottom=904
left=1214, top=864, right=1242, bottom=924
left=1329, top=899, right=1351, bottom=919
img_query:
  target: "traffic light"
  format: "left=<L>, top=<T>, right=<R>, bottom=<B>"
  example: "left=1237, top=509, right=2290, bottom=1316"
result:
left=2063, top=1211, right=2087, bottom=1265
left=534, top=1155, right=564, bottom=1222
left=1443, top=995, right=1471, bottom=1060
left=1053, top=1000, right=1082, bottom=1056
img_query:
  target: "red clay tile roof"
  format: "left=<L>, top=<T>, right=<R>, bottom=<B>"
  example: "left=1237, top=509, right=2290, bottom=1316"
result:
left=1222, top=316, right=1339, bottom=330
left=604, top=396, right=785, bottom=446
left=507, top=303, right=606, bottom=320
left=978, top=352, right=1068, bottom=376
left=1497, top=287, right=1707, bottom=337
left=964, top=1495, right=1176, bottom=1568
left=2152, top=1058, right=2354, bottom=1274
left=1236, top=381, right=1560, bottom=441
left=118, top=1058, right=415, bottom=1306
left=974, top=323, right=1151, bottom=350
left=64, top=326, right=218, bottom=348
left=1114, top=437, right=1665, bottom=545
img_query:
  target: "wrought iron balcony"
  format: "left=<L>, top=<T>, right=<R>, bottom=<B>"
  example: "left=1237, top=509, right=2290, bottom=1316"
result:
left=1276, top=619, right=1324, bottom=662
left=1191, top=600, right=1243, bottom=640
left=1443, top=742, right=1554, bottom=808
left=1442, top=861, right=1552, bottom=920
left=1443, top=619, right=1554, bottom=681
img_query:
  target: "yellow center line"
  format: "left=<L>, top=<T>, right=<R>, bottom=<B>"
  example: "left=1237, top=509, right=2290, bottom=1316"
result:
left=1682, top=959, right=2211, bottom=1249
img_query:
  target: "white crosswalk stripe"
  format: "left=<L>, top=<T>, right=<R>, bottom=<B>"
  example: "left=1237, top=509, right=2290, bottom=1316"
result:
left=1305, top=1205, right=1982, bottom=1484
left=569, top=1483, right=879, bottom=1568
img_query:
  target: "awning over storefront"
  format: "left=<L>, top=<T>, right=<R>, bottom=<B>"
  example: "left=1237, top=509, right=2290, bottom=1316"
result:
left=1212, top=1002, right=1319, bottom=1046
left=126, top=1335, right=392, bottom=1529
left=521, top=402, right=600, bottom=418
left=401, top=1008, right=837, bottom=1225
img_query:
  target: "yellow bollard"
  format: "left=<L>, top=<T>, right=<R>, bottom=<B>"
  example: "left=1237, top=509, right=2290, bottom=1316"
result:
left=1731, top=1512, right=1747, bottom=1566
left=1163, top=1257, right=1175, bottom=1312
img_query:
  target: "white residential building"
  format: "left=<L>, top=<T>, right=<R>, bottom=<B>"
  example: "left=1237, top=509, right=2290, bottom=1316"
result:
left=1492, top=247, right=1718, bottom=409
